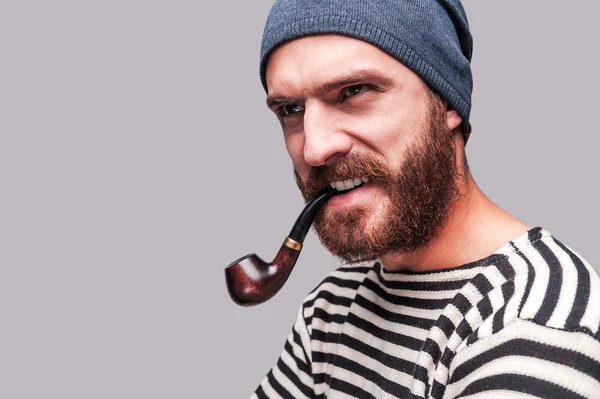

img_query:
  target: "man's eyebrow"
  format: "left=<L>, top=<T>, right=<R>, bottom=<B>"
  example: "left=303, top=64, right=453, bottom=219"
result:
left=266, top=69, right=392, bottom=108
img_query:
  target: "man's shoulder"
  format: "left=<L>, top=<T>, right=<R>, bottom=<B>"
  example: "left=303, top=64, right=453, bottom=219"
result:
left=438, top=227, right=598, bottom=352
left=504, top=227, right=599, bottom=336
left=440, top=230, right=599, bottom=399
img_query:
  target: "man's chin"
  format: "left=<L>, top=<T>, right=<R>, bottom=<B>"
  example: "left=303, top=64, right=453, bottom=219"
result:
left=313, top=206, right=387, bottom=263
left=320, top=237, right=382, bottom=264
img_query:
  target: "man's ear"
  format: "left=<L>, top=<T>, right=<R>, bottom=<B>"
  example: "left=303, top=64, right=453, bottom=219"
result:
left=446, top=109, right=462, bottom=131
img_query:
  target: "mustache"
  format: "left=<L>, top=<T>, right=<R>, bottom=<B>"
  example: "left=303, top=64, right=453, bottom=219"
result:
left=295, top=153, right=396, bottom=202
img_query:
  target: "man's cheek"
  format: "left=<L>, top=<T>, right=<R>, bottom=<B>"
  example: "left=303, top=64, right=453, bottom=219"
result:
left=292, top=162, right=311, bottom=185
left=284, top=131, right=305, bottom=161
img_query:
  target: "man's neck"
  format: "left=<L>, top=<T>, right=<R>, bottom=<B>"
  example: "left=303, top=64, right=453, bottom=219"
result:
left=379, top=172, right=531, bottom=273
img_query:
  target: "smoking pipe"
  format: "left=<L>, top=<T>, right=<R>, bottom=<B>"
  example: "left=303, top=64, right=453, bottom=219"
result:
left=225, top=189, right=335, bottom=306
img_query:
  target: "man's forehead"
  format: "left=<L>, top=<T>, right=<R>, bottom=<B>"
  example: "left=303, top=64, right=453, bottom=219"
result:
left=265, top=35, right=404, bottom=98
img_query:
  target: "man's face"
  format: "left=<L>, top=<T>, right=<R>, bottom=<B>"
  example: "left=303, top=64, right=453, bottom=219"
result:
left=265, top=35, right=462, bottom=263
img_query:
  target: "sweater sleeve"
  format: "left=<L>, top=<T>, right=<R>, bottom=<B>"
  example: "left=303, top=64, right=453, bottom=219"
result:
left=444, top=319, right=600, bottom=398
left=252, top=306, right=314, bottom=399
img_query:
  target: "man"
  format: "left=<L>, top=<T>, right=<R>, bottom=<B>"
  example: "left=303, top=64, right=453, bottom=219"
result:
left=252, top=0, right=600, bottom=398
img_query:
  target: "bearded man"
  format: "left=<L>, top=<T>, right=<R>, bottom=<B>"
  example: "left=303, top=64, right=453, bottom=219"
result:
left=252, top=1, right=600, bottom=398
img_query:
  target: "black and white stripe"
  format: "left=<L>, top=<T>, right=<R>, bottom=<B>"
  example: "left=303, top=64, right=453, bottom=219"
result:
left=252, top=228, right=600, bottom=398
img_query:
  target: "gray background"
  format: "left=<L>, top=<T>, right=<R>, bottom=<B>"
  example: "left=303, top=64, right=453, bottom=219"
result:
left=1, top=1, right=598, bottom=398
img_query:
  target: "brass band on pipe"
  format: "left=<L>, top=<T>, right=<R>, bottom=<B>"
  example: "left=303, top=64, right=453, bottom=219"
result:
left=284, top=237, right=302, bottom=251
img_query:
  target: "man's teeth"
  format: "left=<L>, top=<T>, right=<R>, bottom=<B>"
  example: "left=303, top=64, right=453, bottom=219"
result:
left=329, top=177, right=370, bottom=191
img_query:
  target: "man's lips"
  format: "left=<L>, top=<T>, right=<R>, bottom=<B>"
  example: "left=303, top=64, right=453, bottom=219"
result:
left=308, top=177, right=371, bottom=200
left=329, top=177, right=370, bottom=192
left=328, top=179, right=377, bottom=208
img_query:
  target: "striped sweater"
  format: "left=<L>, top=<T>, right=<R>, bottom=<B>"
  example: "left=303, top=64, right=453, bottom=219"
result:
left=252, top=227, right=600, bottom=398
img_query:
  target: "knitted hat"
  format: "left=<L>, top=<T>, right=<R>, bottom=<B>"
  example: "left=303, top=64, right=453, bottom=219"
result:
left=260, top=0, right=474, bottom=138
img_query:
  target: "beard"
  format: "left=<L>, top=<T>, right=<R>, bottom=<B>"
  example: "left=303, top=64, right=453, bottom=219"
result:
left=294, top=95, right=461, bottom=264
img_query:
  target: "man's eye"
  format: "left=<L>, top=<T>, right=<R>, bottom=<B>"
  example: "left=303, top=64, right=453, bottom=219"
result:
left=342, top=84, right=370, bottom=98
left=280, top=104, right=305, bottom=117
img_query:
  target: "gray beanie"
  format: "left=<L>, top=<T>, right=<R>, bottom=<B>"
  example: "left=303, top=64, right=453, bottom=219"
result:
left=259, top=0, right=473, bottom=137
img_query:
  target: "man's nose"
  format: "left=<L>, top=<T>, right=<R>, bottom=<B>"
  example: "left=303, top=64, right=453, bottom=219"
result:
left=302, top=101, right=352, bottom=167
